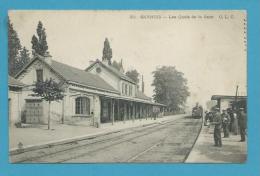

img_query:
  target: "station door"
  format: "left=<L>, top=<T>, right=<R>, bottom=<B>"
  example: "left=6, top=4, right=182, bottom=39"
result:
left=25, top=99, right=43, bottom=124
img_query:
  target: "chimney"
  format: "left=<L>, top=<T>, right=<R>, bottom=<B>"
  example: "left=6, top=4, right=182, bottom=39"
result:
left=119, top=59, right=124, bottom=73
left=141, top=75, right=144, bottom=93
left=44, top=52, right=52, bottom=65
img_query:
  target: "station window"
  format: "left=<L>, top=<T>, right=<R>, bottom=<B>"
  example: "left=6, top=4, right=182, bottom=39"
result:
left=75, top=97, right=90, bottom=115
left=36, top=69, right=43, bottom=82
left=125, top=84, right=128, bottom=96
left=122, top=83, right=124, bottom=94
left=129, top=85, right=132, bottom=96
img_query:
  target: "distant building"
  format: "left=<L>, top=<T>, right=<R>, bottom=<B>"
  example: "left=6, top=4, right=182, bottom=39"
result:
left=11, top=54, right=165, bottom=127
left=211, top=95, right=247, bottom=112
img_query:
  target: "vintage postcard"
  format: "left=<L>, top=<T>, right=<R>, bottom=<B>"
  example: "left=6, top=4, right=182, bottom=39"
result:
left=8, top=10, right=247, bottom=163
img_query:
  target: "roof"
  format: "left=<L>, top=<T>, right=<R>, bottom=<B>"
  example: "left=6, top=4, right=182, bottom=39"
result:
left=51, top=60, right=119, bottom=93
left=85, top=60, right=136, bottom=84
left=135, top=90, right=151, bottom=101
left=8, top=76, right=25, bottom=87
left=101, top=94, right=166, bottom=107
left=135, top=90, right=166, bottom=106
left=153, top=102, right=167, bottom=107
left=211, top=95, right=247, bottom=100
left=15, top=56, right=119, bottom=94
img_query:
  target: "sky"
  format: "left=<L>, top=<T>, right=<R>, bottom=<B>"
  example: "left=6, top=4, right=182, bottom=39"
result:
left=9, top=10, right=247, bottom=108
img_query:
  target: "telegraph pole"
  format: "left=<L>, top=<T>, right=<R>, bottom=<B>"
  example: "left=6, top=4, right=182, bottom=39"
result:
left=234, top=85, right=239, bottom=110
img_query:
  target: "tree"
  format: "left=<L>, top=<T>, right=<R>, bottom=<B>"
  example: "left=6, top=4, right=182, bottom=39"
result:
left=16, top=47, right=31, bottom=72
left=102, top=38, right=112, bottom=65
left=8, top=17, right=21, bottom=76
left=112, top=59, right=124, bottom=72
left=112, top=60, right=121, bottom=70
left=32, top=78, right=64, bottom=130
left=126, top=69, right=139, bottom=84
left=31, top=21, right=48, bottom=56
left=152, top=66, right=190, bottom=112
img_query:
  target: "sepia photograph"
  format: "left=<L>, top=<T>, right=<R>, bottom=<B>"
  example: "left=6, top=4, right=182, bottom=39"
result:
left=8, top=10, right=247, bottom=163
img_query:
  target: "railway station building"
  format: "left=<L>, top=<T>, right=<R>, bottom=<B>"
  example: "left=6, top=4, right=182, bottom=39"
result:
left=12, top=54, right=166, bottom=127
left=211, top=95, right=247, bottom=112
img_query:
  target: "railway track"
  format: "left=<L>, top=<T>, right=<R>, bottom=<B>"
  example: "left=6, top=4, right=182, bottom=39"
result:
left=10, top=116, right=202, bottom=163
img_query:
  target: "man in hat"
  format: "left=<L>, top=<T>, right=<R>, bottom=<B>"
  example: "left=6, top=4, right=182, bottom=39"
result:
left=238, top=107, right=247, bottom=142
left=211, top=107, right=222, bottom=147
left=222, top=109, right=231, bottom=138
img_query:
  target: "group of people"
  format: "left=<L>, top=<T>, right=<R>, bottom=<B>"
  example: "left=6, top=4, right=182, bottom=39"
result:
left=204, top=107, right=247, bottom=147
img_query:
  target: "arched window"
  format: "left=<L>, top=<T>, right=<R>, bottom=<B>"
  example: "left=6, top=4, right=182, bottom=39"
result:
left=75, top=97, right=90, bottom=115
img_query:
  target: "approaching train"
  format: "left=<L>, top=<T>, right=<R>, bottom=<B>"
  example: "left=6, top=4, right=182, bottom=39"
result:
left=192, top=104, right=203, bottom=119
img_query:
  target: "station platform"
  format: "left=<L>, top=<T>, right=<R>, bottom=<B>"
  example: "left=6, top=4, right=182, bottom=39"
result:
left=185, top=124, right=247, bottom=163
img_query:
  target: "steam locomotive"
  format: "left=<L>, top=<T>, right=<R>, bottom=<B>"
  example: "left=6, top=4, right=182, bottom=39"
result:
left=192, top=105, right=203, bottom=119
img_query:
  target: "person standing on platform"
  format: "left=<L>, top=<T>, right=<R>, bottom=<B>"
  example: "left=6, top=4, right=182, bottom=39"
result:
left=232, top=111, right=239, bottom=135
left=222, top=109, right=231, bottom=138
left=211, top=108, right=222, bottom=147
left=238, top=108, right=247, bottom=142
